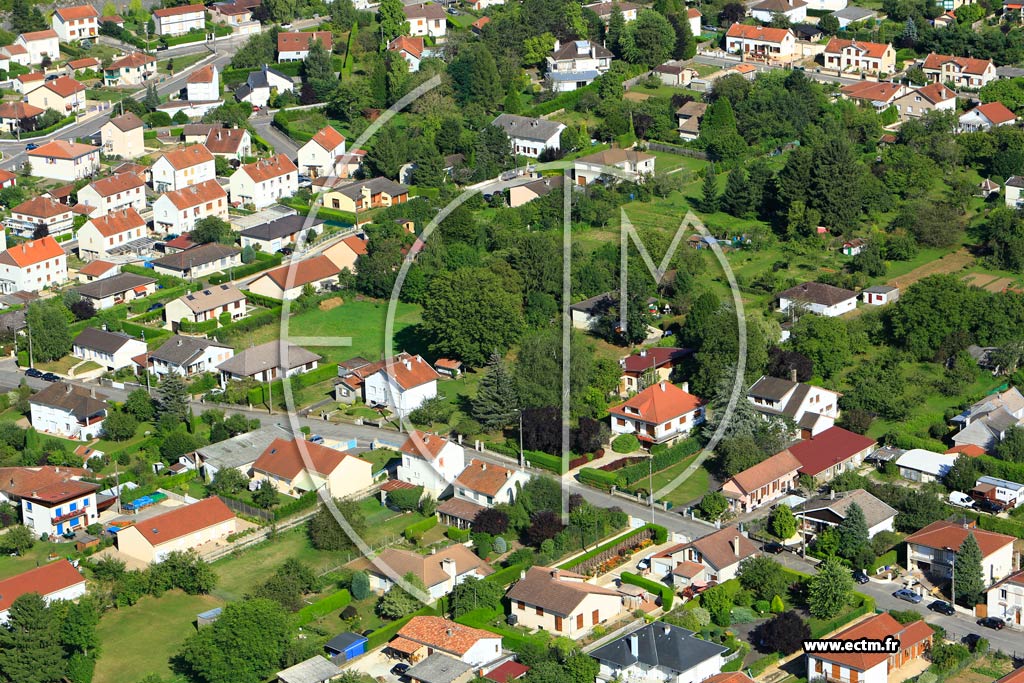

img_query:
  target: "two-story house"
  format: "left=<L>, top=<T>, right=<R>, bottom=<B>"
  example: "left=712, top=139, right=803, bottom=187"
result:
left=72, top=327, right=147, bottom=372
left=905, top=520, right=1015, bottom=586
left=145, top=334, right=234, bottom=377
left=721, top=450, right=803, bottom=514
left=6, top=471, right=99, bottom=539
left=807, top=613, right=932, bottom=683
left=152, top=144, right=216, bottom=192
left=724, top=24, right=797, bottom=61
left=103, top=51, right=156, bottom=87
left=651, top=526, right=758, bottom=586
left=795, top=489, right=897, bottom=543
left=30, top=382, right=108, bottom=441
left=452, top=459, right=531, bottom=509
left=26, top=76, right=87, bottom=114
left=749, top=0, right=807, bottom=22
left=15, top=30, right=60, bottom=64
left=228, top=154, right=298, bottom=209
left=960, top=102, right=1017, bottom=132
left=0, top=236, right=67, bottom=293
left=6, top=196, right=73, bottom=239
left=822, top=39, right=895, bottom=74
left=608, top=381, right=705, bottom=447
left=491, top=114, right=566, bottom=159
left=397, top=429, right=465, bottom=497
left=364, top=354, right=439, bottom=418
left=583, top=1, right=639, bottom=23
left=591, top=622, right=728, bottom=683
left=921, top=53, right=996, bottom=88
left=746, top=373, right=841, bottom=436
left=27, top=140, right=100, bottom=182
left=100, top=112, right=145, bottom=159
left=987, top=569, right=1024, bottom=630
left=52, top=5, right=100, bottom=42
left=617, top=347, right=691, bottom=397
left=76, top=172, right=147, bottom=219
left=546, top=39, right=612, bottom=91
left=76, top=208, right=147, bottom=261
left=277, top=31, right=333, bottom=61
left=152, top=4, right=206, bottom=35
left=164, top=283, right=246, bottom=331
left=152, top=179, right=229, bottom=235
left=506, top=567, right=624, bottom=639
left=151, top=242, right=241, bottom=280
left=972, top=476, right=1024, bottom=510
left=0, top=101, right=43, bottom=134
left=573, top=148, right=655, bottom=185
left=186, top=64, right=220, bottom=102
left=364, top=544, right=491, bottom=599
left=251, top=437, right=372, bottom=498
left=234, top=65, right=294, bottom=108
left=891, top=82, right=956, bottom=122
left=203, top=126, right=251, bottom=161
left=297, top=125, right=347, bottom=179
left=75, top=272, right=156, bottom=310
left=403, top=3, right=447, bottom=39
left=784, top=427, right=877, bottom=484
left=388, top=35, right=425, bottom=72
left=324, top=177, right=409, bottom=213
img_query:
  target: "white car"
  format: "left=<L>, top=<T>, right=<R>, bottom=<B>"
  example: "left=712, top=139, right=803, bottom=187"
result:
left=949, top=491, right=975, bottom=508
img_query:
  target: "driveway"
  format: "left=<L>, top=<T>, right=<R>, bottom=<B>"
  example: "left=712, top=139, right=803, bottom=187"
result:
left=343, top=647, right=399, bottom=681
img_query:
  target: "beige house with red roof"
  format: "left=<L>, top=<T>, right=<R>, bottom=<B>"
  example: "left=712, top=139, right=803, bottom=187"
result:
left=77, top=172, right=147, bottom=218
left=905, top=520, right=1015, bottom=586
left=721, top=450, right=802, bottom=513
left=609, top=381, right=705, bottom=447
left=323, top=235, right=368, bottom=273
left=103, top=51, right=156, bottom=87
left=807, top=613, right=932, bottom=683
left=388, top=36, right=425, bottom=72
left=823, top=39, right=894, bottom=74
left=397, top=429, right=465, bottom=496
left=6, top=196, right=73, bottom=239
left=506, top=567, right=624, bottom=638
left=297, top=126, right=347, bottom=179
left=390, top=616, right=502, bottom=665
left=251, top=437, right=372, bottom=498
left=724, top=24, right=797, bottom=60
left=783, top=426, right=876, bottom=483
left=229, top=154, right=299, bottom=210
left=0, top=101, right=43, bottom=134
left=247, top=254, right=341, bottom=300
left=363, top=543, right=492, bottom=599
left=101, top=112, right=145, bottom=159
left=77, top=208, right=147, bottom=261
left=651, top=526, right=758, bottom=585
left=617, top=347, right=690, bottom=397
left=987, top=569, right=1024, bottom=630
left=839, top=81, right=908, bottom=110
left=152, top=179, right=229, bottom=234
left=77, top=259, right=119, bottom=283
left=15, top=30, right=59, bottom=64
left=204, top=127, right=251, bottom=161
left=26, top=76, right=86, bottom=113
left=0, top=465, right=98, bottom=536
left=152, top=4, right=206, bottom=35
left=453, top=459, right=531, bottom=508
left=52, top=5, right=99, bottom=42
left=0, top=560, right=86, bottom=624
left=152, top=144, right=216, bottom=192
left=27, top=139, right=99, bottom=182
left=277, top=31, right=333, bottom=62
left=364, top=354, right=440, bottom=419
left=922, top=53, right=996, bottom=88
left=0, top=236, right=67, bottom=292
left=116, top=497, right=236, bottom=564
left=892, top=82, right=957, bottom=121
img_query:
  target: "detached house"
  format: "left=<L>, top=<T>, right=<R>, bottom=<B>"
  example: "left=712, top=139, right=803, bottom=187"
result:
left=234, top=65, right=294, bottom=108
left=151, top=242, right=241, bottom=280
left=247, top=255, right=340, bottom=300
left=186, top=65, right=220, bottom=102
left=0, top=561, right=86, bottom=624
left=951, top=387, right=1024, bottom=452
left=77, top=172, right=147, bottom=219
left=103, top=52, right=156, bottom=87
left=403, top=3, right=447, bottom=39
left=27, top=140, right=100, bottom=182
left=905, top=520, right=1015, bottom=586
left=30, top=382, right=108, bottom=441
left=145, top=334, right=234, bottom=377
left=573, top=148, right=655, bottom=185
left=453, top=459, right=531, bottom=510
left=52, top=5, right=100, bottom=42
left=960, top=102, right=1017, bottom=132
left=324, top=178, right=408, bottom=213
left=15, top=30, right=59, bottom=64
left=240, top=214, right=323, bottom=253
left=609, top=381, right=705, bottom=447
left=217, top=340, right=321, bottom=385
left=922, top=53, right=996, bottom=88
left=26, top=76, right=87, bottom=113
left=251, top=437, right=372, bottom=498
left=72, top=327, right=147, bottom=372
left=807, top=613, right=933, bottom=683
left=390, top=617, right=501, bottom=666
left=6, top=196, right=73, bottom=239
left=75, top=272, right=157, bottom=309
left=721, top=449, right=802, bottom=513
left=297, top=125, right=347, bottom=179
left=651, top=526, right=758, bottom=585
left=840, top=81, right=909, bottom=110
left=397, top=429, right=464, bottom=497
left=778, top=281, right=858, bottom=317
left=750, top=0, right=807, bottom=23
left=506, top=567, right=624, bottom=639
left=546, top=39, right=612, bottom=91
left=784, top=426, right=877, bottom=483
left=76, top=208, right=147, bottom=261
left=388, top=35, right=425, bottom=72
left=583, top=1, right=640, bottom=22
left=164, top=283, right=246, bottom=331
left=746, top=375, right=840, bottom=436
left=891, top=82, right=956, bottom=122
left=795, top=489, right=897, bottom=542
left=203, top=126, right=250, bottom=161
left=152, top=4, right=206, bottom=36
left=987, top=570, right=1024, bottom=630
left=152, top=144, right=216, bottom=192
left=229, top=154, right=298, bottom=210
left=591, top=622, right=729, bottom=683
left=822, top=39, right=895, bottom=75
left=617, top=347, right=691, bottom=397
left=676, top=101, right=707, bottom=141
left=0, top=236, right=67, bottom=293
left=101, top=112, right=145, bottom=159
left=152, top=179, right=229, bottom=235
left=492, top=114, right=566, bottom=159
left=364, top=544, right=492, bottom=599
left=724, top=24, right=797, bottom=61
left=277, top=31, right=333, bottom=62
left=0, top=101, right=43, bottom=134
left=116, top=497, right=236, bottom=564
left=972, top=476, right=1024, bottom=510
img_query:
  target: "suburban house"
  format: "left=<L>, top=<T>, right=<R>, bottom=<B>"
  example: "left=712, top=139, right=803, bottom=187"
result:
left=861, top=284, right=899, bottom=305
left=151, top=243, right=241, bottom=280
left=324, top=178, right=409, bottom=213
left=229, top=154, right=298, bottom=210
left=72, top=327, right=147, bottom=372
left=277, top=31, right=333, bottom=61
left=608, top=381, right=705, bottom=447
left=1007, top=176, right=1024, bottom=209
left=152, top=179, right=230, bottom=235
left=363, top=544, right=492, bottom=600
left=506, top=567, right=624, bottom=639
left=77, top=260, right=119, bottom=283
left=185, top=64, right=220, bottom=102
left=452, top=459, right=531, bottom=510
left=297, top=125, right=348, bottom=178
left=163, top=283, right=246, bottom=331
left=76, top=208, right=147, bottom=262
left=891, top=82, right=956, bottom=121
left=145, top=334, right=234, bottom=377
left=217, top=340, right=321, bottom=385
left=234, top=65, right=294, bottom=108
left=960, top=102, right=1017, bottom=132
left=0, top=466, right=98, bottom=537
left=617, top=347, right=691, bottom=397
left=0, top=101, right=43, bottom=134
left=6, top=196, right=73, bottom=239
left=720, top=449, right=803, bottom=513
left=388, top=35, right=425, bottom=72
left=239, top=214, right=322, bottom=253
left=0, top=44, right=30, bottom=68
left=116, top=497, right=236, bottom=564
left=583, top=1, right=639, bottom=22
left=778, top=281, right=858, bottom=317
left=830, top=6, right=876, bottom=27
left=247, top=255, right=341, bottom=300
left=921, top=53, right=997, bottom=88
left=364, top=353, right=439, bottom=418
left=795, top=489, right=897, bottom=542
left=724, top=24, right=797, bottom=61
left=193, top=424, right=295, bottom=481
left=840, top=81, right=908, bottom=110
left=52, top=5, right=100, bottom=42
left=0, top=561, right=87, bottom=624
left=100, top=112, right=145, bottom=159
left=546, top=39, right=612, bottom=91
left=403, top=3, right=447, bottom=38
left=29, top=382, right=108, bottom=441
left=151, top=144, right=216, bottom=193
left=950, top=387, right=1024, bottom=452
left=651, top=527, right=758, bottom=585
left=251, top=437, right=372, bottom=498
left=746, top=374, right=840, bottom=437
left=103, top=52, right=156, bottom=87
left=15, top=30, right=60, bottom=64
left=806, top=613, right=933, bottom=683
left=655, top=61, right=699, bottom=88
left=987, top=570, right=1024, bottom=630
left=14, top=71, right=45, bottom=95
left=750, top=0, right=807, bottom=23
left=822, top=39, right=895, bottom=74
left=25, top=76, right=87, bottom=114
left=894, top=449, right=958, bottom=483
left=75, top=272, right=156, bottom=310
left=397, top=430, right=465, bottom=497
left=784, top=427, right=877, bottom=483
left=590, top=622, right=728, bottom=683
left=389, top=617, right=502, bottom=666
left=972, top=476, right=1024, bottom=510
left=152, top=4, right=206, bottom=35
left=323, top=235, right=368, bottom=273
left=27, top=140, right=100, bottom=182
left=573, top=148, right=655, bottom=185
left=77, top=173, right=147, bottom=219
left=676, top=101, right=707, bottom=141
left=509, top=175, right=564, bottom=208
left=904, top=520, right=1015, bottom=586
left=492, top=114, right=566, bottom=159
left=203, top=127, right=251, bottom=161
left=0, top=236, right=67, bottom=293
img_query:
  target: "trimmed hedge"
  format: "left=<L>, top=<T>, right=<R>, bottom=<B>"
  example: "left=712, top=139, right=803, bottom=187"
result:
left=809, top=595, right=874, bottom=638
left=273, top=490, right=319, bottom=520
left=446, top=527, right=470, bottom=542
left=289, top=363, right=338, bottom=390
left=21, top=115, right=76, bottom=139
left=178, top=318, right=219, bottom=334
left=484, top=562, right=529, bottom=588
left=278, top=197, right=357, bottom=225
left=557, top=524, right=655, bottom=570
left=620, top=571, right=674, bottom=609
left=212, top=307, right=283, bottom=342
left=525, top=84, right=597, bottom=117
left=578, top=467, right=620, bottom=490
left=523, top=449, right=562, bottom=473
left=403, top=516, right=438, bottom=541
left=611, top=434, right=640, bottom=453
left=242, top=290, right=282, bottom=309
left=963, top=509, right=1024, bottom=539
left=294, top=588, right=351, bottom=626
left=122, top=264, right=186, bottom=289
left=617, top=438, right=701, bottom=487
left=208, top=252, right=282, bottom=284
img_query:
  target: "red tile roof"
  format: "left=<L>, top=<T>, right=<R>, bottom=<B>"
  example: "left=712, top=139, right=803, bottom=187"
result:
left=309, top=125, right=346, bottom=152
left=608, top=381, right=703, bottom=424
left=813, top=613, right=932, bottom=670
left=0, top=236, right=65, bottom=268
left=238, top=153, right=297, bottom=183
left=260, top=255, right=340, bottom=289
left=945, top=444, right=985, bottom=457
left=914, top=81, right=956, bottom=104
left=904, top=520, right=1015, bottom=557
left=55, top=5, right=99, bottom=20
left=78, top=260, right=117, bottom=277
left=340, top=235, right=368, bottom=255
left=277, top=31, right=333, bottom=53
left=471, top=16, right=490, bottom=30
left=973, top=102, right=1016, bottom=125
left=187, top=65, right=216, bottom=84
left=17, top=71, right=44, bottom=83
left=131, top=497, right=235, bottom=546
left=0, top=560, right=85, bottom=614
left=824, top=38, right=891, bottom=59
left=0, top=466, right=91, bottom=499
left=388, top=35, right=424, bottom=59
left=726, top=23, right=792, bottom=42
left=400, top=430, right=450, bottom=461
left=785, top=427, right=876, bottom=477
left=85, top=208, right=145, bottom=237
left=922, top=52, right=993, bottom=75
left=620, top=347, right=691, bottom=375
left=160, top=179, right=227, bottom=210
left=840, top=80, right=905, bottom=103
left=994, top=666, right=1024, bottom=683
left=153, top=3, right=205, bottom=17
left=164, top=232, right=197, bottom=250
left=485, top=661, right=529, bottom=683
left=687, top=7, right=702, bottom=17
left=725, top=449, right=802, bottom=495
left=397, top=616, right=498, bottom=655
left=11, top=196, right=71, bottom=219
left=455, top=459, right=517, bottom=497
left=108, top=51, right=155, bottom=70
left=86, top=172, right=145, bottom=197
left=20, top=29, right=59, bottom=41
left=44, top=75, right=85, bottom=96
left=253, top=437, right=364, bottom=480
left=0, top=101, right=44, bottom=119
left=381, top=354, right=440, bottom=390
left=28, top=139, right=97, bottom=160
left=160, top=144, right=214, bottom=170
left=67, top=57, right=100, bottom=69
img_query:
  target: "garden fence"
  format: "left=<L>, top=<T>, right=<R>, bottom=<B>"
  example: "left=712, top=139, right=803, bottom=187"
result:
left=647, top=143, right=708, bottom=160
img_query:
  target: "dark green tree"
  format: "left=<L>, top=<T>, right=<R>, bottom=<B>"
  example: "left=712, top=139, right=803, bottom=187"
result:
left=303, top=39, right=336, bottom=102
left=619, top=10, right=676, bottom=67
left=720, top=166, right=751, bottom=218
left=60, top=596, right=100, bottom=657
left=668, top=11, right=697, bottom=59
left=738, top=556, right=790, bottom=602
left=698, top=491, right=728, bottom=520
left=252, top=479, right=278, bottom=509
left=350, top=570, right=370, bottom=600
left=101, top=409, right=138, bottom=441
left=700, top=164, right=719, bottom=213
left=125, top=388, right=156, bottom=422
left=26, top=300, right=71, bottom=362
left=378, top=0, right=409, bottom=43
left=791, top=314, right=851, bottom=379
left=0, top=594, right=64, bottom=683
left=807, top=556, right=853, bottom=618
left=699, top=97, right=746, bottom=161
left=190, top=216, right=235, bottom=245
left=308, top=498, right=366, bottom=551
left=449, top=43, right=503, bottom=109
left=0, top=525, right=34, bottom=555
left=144, top=83, right=160, bottom=110
left=818, top=12, right=840, bottom=33
left=157, top=373, right=190, bottom=424
left=837, top=502, right=870, bottom=564
left=809, top=132, right=861, bottom=231
left=471, top=125, right=513, bottom=182
left=770, top=504, right=796, bottom=539
left=471, top=353, right=520, bottom=430
left=954, top=533, right=985, bottom=606
left=944, top=455, right=981, bottom=492
left=606, top=3, right=625, bottom=55
left=376, top=573, right=425, bottom=618
left=450, top=575, right=504, bottom=617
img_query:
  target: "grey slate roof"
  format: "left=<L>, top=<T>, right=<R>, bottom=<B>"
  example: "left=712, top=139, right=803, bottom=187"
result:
left=778, top=281, right=857, bottom=307
left=216, top=341, right=321, bottom=377
left=590, top=622, right=728, bottom=674
left=239, top=214, right=323, bottom=241
left=863, top=285, right=897, bottom=294
left=30, top=382, right=108, bottom=418
left=324, top=631, right=367, bottom=654
left=405, top=654, right=473, bottom=683
left=75, top=272, right=155, bottom=299
left=796, top=488, right=897, bottom=529
left=197, top=423, right=296, bottom=471
left=1006, top=175, right=1024, bottom=189
left=73, top=327, right=138, bottom=354
left=152, top=243, right=240, bottom=272
left=277, top=656, right=343, bottom=683
left=150, top=334, right=232, bottom=367
left=332, top=177, right=408, bottom=201
left=747, top=375, right=797, bottom=401
left=831, top=6, right=876, bottom=20
left=492, top=114, right=565, bottom=143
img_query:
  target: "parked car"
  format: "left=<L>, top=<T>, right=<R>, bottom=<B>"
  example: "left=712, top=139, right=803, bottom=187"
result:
left=976, top=499, right=1004, bottom=514
left=146, top=302, right=164, bottom=312
left=391, top=663, right=409, bottom=677
left=852, top=570, right=869, bottom=584
left=41, top=372, right=60, bottom=382
left=309, top=434, right=324, bottom=445
left=893, top=589, right=922, bottom=604
left=949, top=491, right=975, bottom=508
left=762, top=542, right=785, bottom=554
left=277, top=247, right=293, bottom=256
left=978, top=617, right=1005, bottom=630
left=25, top=142, right=38, bottom=151
left=297, top=174, right=312, bottom=188
left=24, top=368, right=42, bottom=378
left=928, top=600, right=955, bottom=616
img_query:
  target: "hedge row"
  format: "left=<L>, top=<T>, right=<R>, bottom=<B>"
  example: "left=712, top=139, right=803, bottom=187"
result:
left=809, top=595, right=875, bottom=639
left=278, top=198, right=357, bottom=225
left=129, top=285, right=189, bottom=314
left=161, top=30, right=206, bottom=47
left=578, top=467, right=620, bottom=490
left=21, top=115, right=76, bottom=139
left=618, top=438, right=701, bottom=486
left=483, top=562, right=529, bottom=588
left=122, top=264, right=186, bottom=289
left=620, top=571, right=674, bottom=609
left=977, top=455, right=1024, bottom=487
left=403, top=516, right=437, bottom=541
left=525, top=84, right=596, bottom=118
left=208, top=253, right=282, bottom=285
left=294, top=588, right=351, bottom=626
left=365, top=605, right=440, bottom=650
left=557, top=524, right=660, bottom=570
left=523, top=450, right=562, bottom=473
left=963, top=510, right=1024, bottom=539
left=178, top=318, right=219, bottom=334
left=242, top=290, right=282, bottom=309
left=748, top=652, right=781, bottom=676
left=274, top=490, right=319, bottom=520
left=212, top=307, right=283, bottom=342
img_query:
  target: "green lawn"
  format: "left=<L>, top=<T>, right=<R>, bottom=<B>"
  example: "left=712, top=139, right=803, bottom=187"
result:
left=36, top=355, right=80, bottom=375
left=624, top=453, right=711, bottom=507
left=158, top=52, right=206, bottom=74
left=0, top=541, right=78, bottom=581
left=446, top=11, right=478, bottom=28
left=93, top=591, right=223, bottom=683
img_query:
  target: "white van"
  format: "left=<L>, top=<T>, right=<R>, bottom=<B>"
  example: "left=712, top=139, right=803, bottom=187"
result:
left=949, top=491, right=975, bottom=508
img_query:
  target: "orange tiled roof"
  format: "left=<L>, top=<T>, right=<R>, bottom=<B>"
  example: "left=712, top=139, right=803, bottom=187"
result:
left=824, top=38, right=891, bottom=59
left=85, top=208, right=145, bottom=237
left=160, top=179, right=227, bottom=210
left=400, top=430, right=449, bottom=461
left=131, top=497, right=234, bottom=546
left=396, top=616, right=498, bottom=655
left=0, top=236, right=65, bottom=268
left=260, top=255, right=339, bottom=289
left=253, top=437, right=364, bottom=479
left=309, top=125, right=346, bottom=152
left=608, top=381, right=703, bottom=424
left=153, top=3, right=205, bottom=17
left=108, top=51, right=155, bottom=70
left=28, top=139, right=97, bottom=160
left=86, top=172, right=145, bottom=197
left=160, top=143, right=214, bottom=170
left=814, top=613, right=932, bottom=670
left=277, top=31, right=333, bottom=53
left=725, top=23, right=792, bottom=43
left=55, top=5, right=99, bottom=21
left=905, top=520, right=1014, bottom=556
left=238, top=153, right=297, bottom=182
left=922, top=52, right=993, bottom=75
left=11, top=196, right=70, bottom=219
left=0, top=560, right=85, bottom=614
left=388, top=35, right=424, bottom=59
left=455, top=459, right=516, bottom=497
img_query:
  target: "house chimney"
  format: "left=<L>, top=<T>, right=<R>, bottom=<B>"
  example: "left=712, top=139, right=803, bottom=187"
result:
left=662, top=624, right=671, bottom=636
left=659, top=382, right=666, bottom=392
left=520, top=569, right=527, bottom=580
left=629, top=634, right=639, bottom=658
left=66, top=384, right=73, bottom=394
left=403, top=359, right=412, bottom=370
left=830, top=489, right=835, bottom=500
left=481, top=462, right=486, bottom=471
left=90, top=388, right=96, bottom=398
left=446, top=627, right=454, bottom=637
left=550, top=569, right=560, bottom=579
left=790, top=368, right=798, bottom=383
left=681, top=381, right=689, bottom=393
left=441, top=557, right=456, bottom=580
left=732, top=535, right=740, bottom=556
left=639, top=349, right=647, bottom=358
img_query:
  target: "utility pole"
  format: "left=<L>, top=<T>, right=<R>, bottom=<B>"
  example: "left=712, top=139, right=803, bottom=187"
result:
left=26, top=320, right=34, bottom=369
left=518, top=410, right=524, bottom=467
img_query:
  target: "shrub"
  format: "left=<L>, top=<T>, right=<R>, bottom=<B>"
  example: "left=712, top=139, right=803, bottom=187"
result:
left=620, top=571, right=674, bottom=609
left=754, top=599, right=770, bottom=614
left=611, top=434, right=640, bottom=453
left=446, top=527, right=470, bottom=542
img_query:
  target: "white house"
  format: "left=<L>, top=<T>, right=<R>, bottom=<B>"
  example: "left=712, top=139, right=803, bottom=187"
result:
left=0, top=561, right=87, bottom=624
left=492, top=114, right=565, bottom=159
left=750, top=0, right=807, bottom=23
left=297, top=125, right=347, bottom=179
left=895, top=449, right=958, bottom=483
left=922, top=53, right=997, bottom=89
left=145, top=334, right=234, bottom=377
left=391, top=617, right=502, bottom=666
left=397, top=430, right=465, bottom=497
left=15, top=30, right=60, bottom=64
left=609, top=381, right=705, bottom=447
left=987, top=570, right=1024, bottom=630
left=960, top=102, right=1017, bottom=132
left=591, top=622, right=728, bottom=683
left=103, top=51, right=156, bottom=87
left=26, top=76, right=87, bottom=113
left=72, top=327, right=148, bottom=372
left=77, top=172, right=147, bottom=219
left=973, top=476, right=1024, bottom=510
left=30, top=382, right=108, bottom=441
left=164, top=283, right=246, bottom=331
left=795, top=489, right=897, bottom=541
left=724, top=24, right=797, bottom=60
left=862, top=285, right=899, bottom=306
left=203, top=127, right=251, bottom=161
left=246, top=255, right=340, bottom=301
left=152, top=4, right=206, bottom=36
left=75, top=272, right=157, bottom=310
left=251, top=437, right=372, bottom=499
left=234, top=65, right=294, bottom=108
left=27, top=140, right=100, bottom=182
left=366, top=545, right=491, bottom=600
left=152, top=179, right=230, bottom=235
left=277, top=31, right=333, bottom=62
left=506, top=567, right=624, bottom=639
left=0, top=236, right=67, bottom=293
left=651, top=526, right=758, bottom=585
left=546, top=39, right=612, bottom=91
left=905, top=520, right=1015, bottom=586
left=217, top=341, right=321, bottom=385
left=151, top=144, right=217, bottom=192
left=453, top=459, right=531, bottom=508
left=583, top=2, right=639, bottom=23
left=364, top=354, right=439, bottom=418
left=52, top=5, right=100, bottom=42
left=778, top=281, right=858, bottom=317
left=76, top=208, right=148, bottom=262
left=822, top=38, right=895, bottom=74
left=186, top=64, right=220, bottom=102
left=746, top=374, right=840, bottom=436
left=387, top=35, right=424, bottom=72
left=228, top=154, right=298, bottom=210
left=239, top=214, right=320, bottom=253
left=573, top=148, right=655, bottom=185
left=1007, top=176, right=1024, bottom=209
left=6, top=196, right=73, bottom=239
left=403, top=3, right=447, bottom=38
left=151, top=243, right=241, bottom=281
